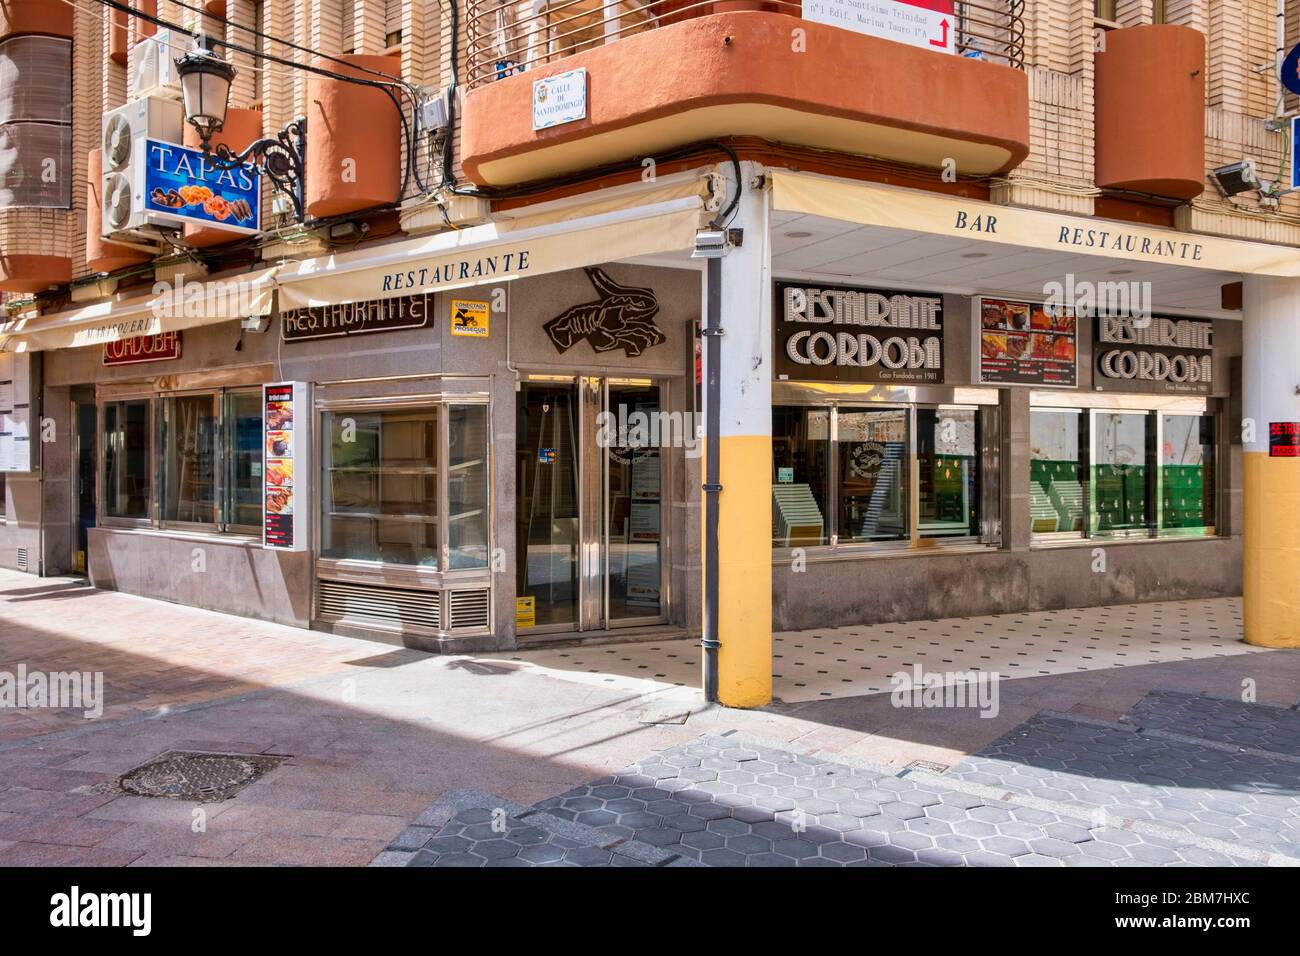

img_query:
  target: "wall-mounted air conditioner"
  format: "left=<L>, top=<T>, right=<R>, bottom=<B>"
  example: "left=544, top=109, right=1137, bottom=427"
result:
left=101, top=96, right=184, bottom=239
left=130, top=30, right=188, bottom=101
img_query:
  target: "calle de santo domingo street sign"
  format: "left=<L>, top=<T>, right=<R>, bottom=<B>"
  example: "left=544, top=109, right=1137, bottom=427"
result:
left=803, top=0, right=955, bottom=54
left=532, top=68, right=587, bottom=131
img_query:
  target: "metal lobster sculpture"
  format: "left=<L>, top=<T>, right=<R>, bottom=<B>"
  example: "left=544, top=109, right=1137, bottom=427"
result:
left=543, top=267, right=666, bottom=357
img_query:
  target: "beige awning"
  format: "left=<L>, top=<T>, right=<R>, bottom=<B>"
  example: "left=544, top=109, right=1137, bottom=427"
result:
left=274, top=188, right=705, bottom=309
left=772, top=170, right=1300, bottom=277
left=2, top=266, right=278, bottom=353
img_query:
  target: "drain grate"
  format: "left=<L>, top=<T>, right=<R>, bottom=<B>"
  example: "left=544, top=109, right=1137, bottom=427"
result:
left=114, top=751, right=287, bottom=803
left=901, top=759, right=951, bottom=775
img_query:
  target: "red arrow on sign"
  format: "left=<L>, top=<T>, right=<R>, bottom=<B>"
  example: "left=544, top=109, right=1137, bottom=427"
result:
left=930, top=17, right=950, bottom=49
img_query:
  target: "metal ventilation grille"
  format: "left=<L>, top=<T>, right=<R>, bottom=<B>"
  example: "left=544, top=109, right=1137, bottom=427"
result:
left=317, top=579, right=441, bottom=632
left=448, top=588, right=491, bottom=631
left=16, top=548, right=28, bottom=572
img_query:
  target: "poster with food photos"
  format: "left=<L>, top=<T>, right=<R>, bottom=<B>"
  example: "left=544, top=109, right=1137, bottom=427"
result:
left=263, top=382, right=309, bottom=551
left=975, top=297, right=1078, bottom=388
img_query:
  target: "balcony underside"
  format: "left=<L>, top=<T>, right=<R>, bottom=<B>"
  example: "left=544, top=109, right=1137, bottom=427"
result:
left=462, top=12, right=1030, bottom=188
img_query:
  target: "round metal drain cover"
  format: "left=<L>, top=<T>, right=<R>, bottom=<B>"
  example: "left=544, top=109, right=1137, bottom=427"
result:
left=117, top=751, right=282, bottom=802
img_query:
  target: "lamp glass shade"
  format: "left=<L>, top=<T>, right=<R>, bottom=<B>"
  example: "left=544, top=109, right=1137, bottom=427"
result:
left=176, top=52, right=235, bottom=135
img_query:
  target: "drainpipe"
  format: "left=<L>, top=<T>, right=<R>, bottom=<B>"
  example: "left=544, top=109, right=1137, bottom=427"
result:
left=702, top=255, right=722, bottom=702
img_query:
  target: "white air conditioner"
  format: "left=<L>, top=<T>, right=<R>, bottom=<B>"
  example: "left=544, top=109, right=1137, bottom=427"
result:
left=131, top=30, right=188, bottom=100
left=101, top=96, right=184, bottom=239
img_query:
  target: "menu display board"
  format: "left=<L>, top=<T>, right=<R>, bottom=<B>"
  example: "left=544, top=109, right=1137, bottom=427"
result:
left=975, top=297, right=1077, bottom=388
left=0, top=353, right=34, bottom=473
left=262, top=382, right=309, bottom=551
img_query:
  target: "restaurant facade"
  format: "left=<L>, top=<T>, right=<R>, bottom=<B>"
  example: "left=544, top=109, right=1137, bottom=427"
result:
left=2, top=2, right=1298, bottom=709
left=0, top=168, right=1265, bottom=667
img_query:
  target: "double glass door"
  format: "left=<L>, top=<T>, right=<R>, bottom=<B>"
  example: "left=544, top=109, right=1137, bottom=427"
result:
left=516, top=377, right=666, bottom=633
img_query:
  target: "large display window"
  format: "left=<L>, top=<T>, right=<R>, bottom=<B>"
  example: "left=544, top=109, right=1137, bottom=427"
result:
left=319, top=399, right=490, bottom=571
left=100, top=387, right=263, bottom=533
left=773, top=402, right=998, bottom=551
left=1029, top=404, right=1217, bottom=542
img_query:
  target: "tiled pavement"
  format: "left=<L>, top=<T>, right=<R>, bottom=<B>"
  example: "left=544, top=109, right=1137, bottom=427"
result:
left=379, top=689, right=1300, bottom=867
left=0, top=572, right=407, bottom=742
left=489, top=598, right=1257, bottom=703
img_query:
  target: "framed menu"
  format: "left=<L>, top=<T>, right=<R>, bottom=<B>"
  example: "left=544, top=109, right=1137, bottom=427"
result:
left=262, top=382, right=310, bottom=551
left=0, top=353, right=34, bottom=473
left=974, top=296, right=1077, bottom=388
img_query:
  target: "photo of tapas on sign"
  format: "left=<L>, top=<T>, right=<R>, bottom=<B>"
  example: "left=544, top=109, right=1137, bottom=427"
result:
left=265, top=458, right=293, bottom=516
left=980, top=299, right=1076, bottom=365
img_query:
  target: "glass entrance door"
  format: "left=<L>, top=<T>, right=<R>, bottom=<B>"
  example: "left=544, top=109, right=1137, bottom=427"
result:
left=516, top=378, right=667, bottom=634
left=72, top=401, right=97, bottom=574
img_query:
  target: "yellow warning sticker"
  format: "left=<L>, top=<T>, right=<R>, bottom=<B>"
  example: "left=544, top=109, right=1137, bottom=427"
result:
left=451, top=299, right=490, bottom=337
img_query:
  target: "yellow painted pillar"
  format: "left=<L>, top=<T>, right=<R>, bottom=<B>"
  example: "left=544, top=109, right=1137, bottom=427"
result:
left=1242, top=276, right=1300, bottom=648
left=703, top=161, right=773, bottom=707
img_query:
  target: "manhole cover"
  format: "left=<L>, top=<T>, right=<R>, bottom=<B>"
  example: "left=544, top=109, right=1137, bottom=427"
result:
left=115, top=751, right=286, bottom=802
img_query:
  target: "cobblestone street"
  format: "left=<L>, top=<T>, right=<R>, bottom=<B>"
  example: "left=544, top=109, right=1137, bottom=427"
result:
left=378, top=690, right=1300, bottom=867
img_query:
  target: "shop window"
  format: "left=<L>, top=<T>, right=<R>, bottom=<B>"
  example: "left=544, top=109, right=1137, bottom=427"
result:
left=224, top=389, right=265, bottom=531
left=1091, top=411, right=1153, bottom=537
left=1030, top=409, right=1087, bottom=538
left=103, top=399, right=151, bottom=521
left=158, top=389, right=263, bottom=532
left=0, top=36, right=73, bottom=209
left=917, top=407, right=981, bottom=539
left=772, top=406, right=830, bottom=547
left=838, top=408, right=910, bottom=543
left=774, top=403, right=996, bottom=551
left=1160, top=414, right=1215, bottom=535
left=447, top=404, right=490, bottom=569
left=322, top=408, right=440, bottom=567
left=160, top=394, right=218, bottom=527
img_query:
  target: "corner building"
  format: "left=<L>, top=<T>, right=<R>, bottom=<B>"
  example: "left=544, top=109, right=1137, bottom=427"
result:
left=1, top=1, right=1297, bottom=708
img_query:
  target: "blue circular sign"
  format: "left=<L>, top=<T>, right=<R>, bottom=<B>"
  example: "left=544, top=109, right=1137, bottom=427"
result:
left=1281, top=43, right=1300, bottom=97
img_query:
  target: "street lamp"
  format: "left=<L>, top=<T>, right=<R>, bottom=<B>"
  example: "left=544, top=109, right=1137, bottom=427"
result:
left=175, top=50, right=308, bottom=221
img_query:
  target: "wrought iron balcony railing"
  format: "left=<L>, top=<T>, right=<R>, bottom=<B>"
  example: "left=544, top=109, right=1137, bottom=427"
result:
left=465, top=0, right=1025, bottom=90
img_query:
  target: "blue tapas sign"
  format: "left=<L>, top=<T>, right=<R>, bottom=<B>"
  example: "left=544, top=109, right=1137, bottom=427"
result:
left=144, top=139, right=260, bottom=234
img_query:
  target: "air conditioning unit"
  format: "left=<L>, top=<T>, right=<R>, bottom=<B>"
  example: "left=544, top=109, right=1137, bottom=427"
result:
left=101, top=96, right=184, bottom=239
left=131, top=30, right=188, bottom=100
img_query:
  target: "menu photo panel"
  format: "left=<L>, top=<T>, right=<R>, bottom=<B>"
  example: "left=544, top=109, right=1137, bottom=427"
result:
left=263, top=382, right=310, bottom=551
left=974, top=296, right=1078, bottom=388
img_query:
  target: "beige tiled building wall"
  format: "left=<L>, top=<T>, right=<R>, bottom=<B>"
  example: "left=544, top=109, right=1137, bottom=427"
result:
left=6, top=0, right=1300, bottom=298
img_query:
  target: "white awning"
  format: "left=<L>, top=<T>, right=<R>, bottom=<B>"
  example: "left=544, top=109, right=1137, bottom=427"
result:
left=771, top=170, right=1300, bottom=277
left=2, top=266, right=278, bottom=353
left=273, top=189, right=705, bottom=310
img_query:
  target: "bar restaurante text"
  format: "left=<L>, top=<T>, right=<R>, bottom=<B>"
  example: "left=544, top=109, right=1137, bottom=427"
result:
left=380, top=250, right=532, bottom=293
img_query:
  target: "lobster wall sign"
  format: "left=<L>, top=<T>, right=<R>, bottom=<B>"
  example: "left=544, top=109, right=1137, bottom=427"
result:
left=543, top=267, right=666, bottom=357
